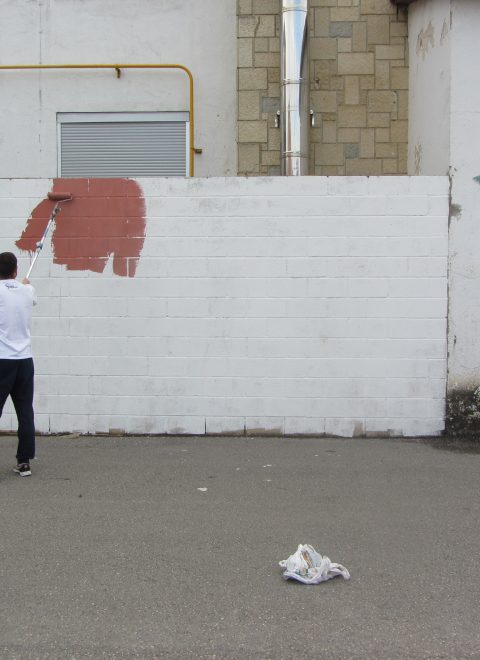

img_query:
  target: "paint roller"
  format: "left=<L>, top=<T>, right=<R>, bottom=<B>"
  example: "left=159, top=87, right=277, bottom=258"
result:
left=25, top=191, right=73, bottom=279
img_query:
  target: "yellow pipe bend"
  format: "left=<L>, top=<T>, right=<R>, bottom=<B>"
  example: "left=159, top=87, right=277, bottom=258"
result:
left=0, top=63, right=198, bottom=176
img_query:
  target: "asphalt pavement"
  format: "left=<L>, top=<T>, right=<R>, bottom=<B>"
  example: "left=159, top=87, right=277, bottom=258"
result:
left=0, top=433, right=479, bottom=659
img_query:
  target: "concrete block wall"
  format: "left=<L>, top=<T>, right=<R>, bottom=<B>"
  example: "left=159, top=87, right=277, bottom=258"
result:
left=238, top=0, right=409, bottom=176
left=0, top=176, right=448, bottom=437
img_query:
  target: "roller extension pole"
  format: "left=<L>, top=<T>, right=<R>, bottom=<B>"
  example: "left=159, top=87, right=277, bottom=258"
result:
left=25, top=191, right=72, bottom=279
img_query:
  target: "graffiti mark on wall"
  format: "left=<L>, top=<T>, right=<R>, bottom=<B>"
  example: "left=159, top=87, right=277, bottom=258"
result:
left=16, top=178, right=146, bottom=277
left=440, top=19, right=449, bottom=45
left=414, top=143, right=422, bottom=175
left=416, top=22, right=435, bottom=59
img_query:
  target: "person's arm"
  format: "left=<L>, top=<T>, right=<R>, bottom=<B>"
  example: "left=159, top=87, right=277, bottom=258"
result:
left=21, top=278, right=37, bottom=306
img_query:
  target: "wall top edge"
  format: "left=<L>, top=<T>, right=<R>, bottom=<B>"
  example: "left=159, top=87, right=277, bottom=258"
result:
left=0, top=176, right=450, bottom=200
left=0, top=176, right=450, bottom=182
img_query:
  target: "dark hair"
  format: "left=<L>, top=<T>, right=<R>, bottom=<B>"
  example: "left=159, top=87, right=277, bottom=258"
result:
left=0, top=252, right=17, bottom=279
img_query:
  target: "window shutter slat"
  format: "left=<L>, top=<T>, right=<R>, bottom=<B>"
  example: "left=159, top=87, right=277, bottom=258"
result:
left=60, top=120, right=187, bottom=177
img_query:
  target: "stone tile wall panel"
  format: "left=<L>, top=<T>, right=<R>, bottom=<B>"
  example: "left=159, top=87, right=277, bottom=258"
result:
left=237, top=0, right=408, bottom=175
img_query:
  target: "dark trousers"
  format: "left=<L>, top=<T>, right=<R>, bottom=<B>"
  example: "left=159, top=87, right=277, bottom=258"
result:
left=0, top=358, right=35, bottom=463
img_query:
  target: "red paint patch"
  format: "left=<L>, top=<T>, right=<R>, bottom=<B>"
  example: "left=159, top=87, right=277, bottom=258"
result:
left=16, top=178, right=146, bottom=277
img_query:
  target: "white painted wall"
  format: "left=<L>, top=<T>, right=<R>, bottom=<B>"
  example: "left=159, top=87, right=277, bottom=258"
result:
left=409, top=0, right=480, bottom=404
left=447, top=0, right=480, bottom=392
left=408, top=0, right=451, bottom=175
left=0, top=176, right=449, bottom=437
left=0, top=0, right=237, bottom=177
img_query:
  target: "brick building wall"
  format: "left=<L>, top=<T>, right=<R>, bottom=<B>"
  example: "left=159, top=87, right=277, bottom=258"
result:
left=238, top=0, right=408, bottom=175
left=0, top=176, right=447, bottom=437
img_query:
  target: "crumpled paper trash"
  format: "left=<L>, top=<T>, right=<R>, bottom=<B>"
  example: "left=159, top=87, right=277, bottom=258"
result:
left=279, top=544, right=350, bottom=585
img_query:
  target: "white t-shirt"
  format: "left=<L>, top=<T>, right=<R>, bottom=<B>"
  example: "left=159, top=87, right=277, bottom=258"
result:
left=0, top=279, right=37, bottom=359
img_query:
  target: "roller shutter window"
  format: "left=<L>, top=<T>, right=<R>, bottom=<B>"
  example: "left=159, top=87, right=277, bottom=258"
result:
left=57, top=112, right=189, bottom=177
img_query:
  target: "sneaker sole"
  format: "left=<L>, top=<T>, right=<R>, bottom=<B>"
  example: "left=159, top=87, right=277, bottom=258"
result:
left=13, top=469, right=31, bottom=477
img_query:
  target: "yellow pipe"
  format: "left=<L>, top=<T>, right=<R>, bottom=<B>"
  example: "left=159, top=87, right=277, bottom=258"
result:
left=0, top=63, right=198, bottom=176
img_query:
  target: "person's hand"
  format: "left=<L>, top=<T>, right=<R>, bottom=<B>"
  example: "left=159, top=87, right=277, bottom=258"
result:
left=22, top=278, right=30, bottom=285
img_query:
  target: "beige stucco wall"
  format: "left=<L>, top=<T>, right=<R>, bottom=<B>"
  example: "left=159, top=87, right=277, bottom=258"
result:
left=237, top=0, right=409, bottom=176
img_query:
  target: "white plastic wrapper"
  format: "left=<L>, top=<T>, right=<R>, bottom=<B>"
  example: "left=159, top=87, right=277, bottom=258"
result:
left=279, top=544, right=351, bottom=585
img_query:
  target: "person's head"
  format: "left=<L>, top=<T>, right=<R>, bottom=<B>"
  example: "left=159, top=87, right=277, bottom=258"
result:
left=0, top=252, right=17, bottom=279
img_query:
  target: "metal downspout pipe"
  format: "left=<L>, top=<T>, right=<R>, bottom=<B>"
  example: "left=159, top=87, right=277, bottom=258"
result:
left=280, top=0, right=310, bottom=175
